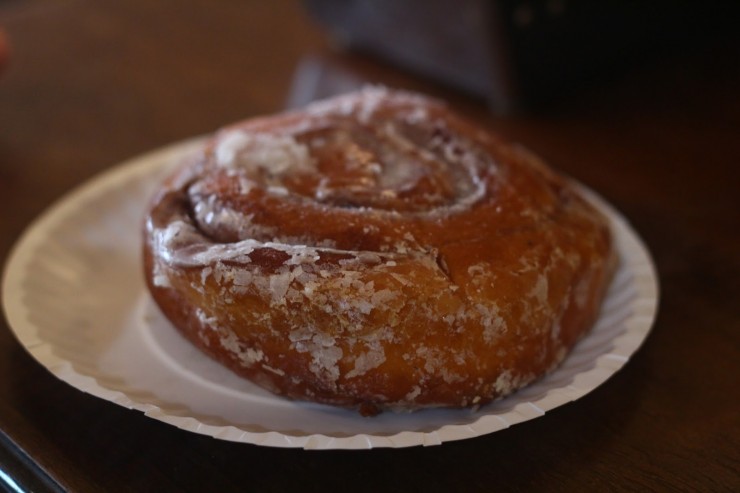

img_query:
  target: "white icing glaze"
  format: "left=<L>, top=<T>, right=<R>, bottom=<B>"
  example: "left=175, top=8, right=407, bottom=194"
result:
left=215, top=131, right=315, bottom=178
left=145, top=87, right=613, bottom=413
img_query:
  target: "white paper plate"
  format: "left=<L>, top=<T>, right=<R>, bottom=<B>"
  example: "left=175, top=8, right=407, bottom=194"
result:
left=1, top=138, right=659, bottom=449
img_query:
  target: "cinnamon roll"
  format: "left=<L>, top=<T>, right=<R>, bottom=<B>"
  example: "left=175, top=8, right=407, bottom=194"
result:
left=143, top=88, right=616, bottom=415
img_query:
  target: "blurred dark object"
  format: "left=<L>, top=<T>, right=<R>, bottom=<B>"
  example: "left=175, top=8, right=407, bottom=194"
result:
left=305, top=0, right=740, bottom=113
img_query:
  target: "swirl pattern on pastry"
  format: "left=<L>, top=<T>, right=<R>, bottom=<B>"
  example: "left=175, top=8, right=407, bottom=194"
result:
left=143, top=88, right=616, bottom=415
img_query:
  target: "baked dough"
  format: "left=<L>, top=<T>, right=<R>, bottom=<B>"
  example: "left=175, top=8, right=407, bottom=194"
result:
left=143, top=87, right=616, bottom=415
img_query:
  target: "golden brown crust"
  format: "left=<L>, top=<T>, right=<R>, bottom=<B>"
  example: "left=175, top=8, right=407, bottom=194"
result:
left=143, top=87, right=616, bottom=415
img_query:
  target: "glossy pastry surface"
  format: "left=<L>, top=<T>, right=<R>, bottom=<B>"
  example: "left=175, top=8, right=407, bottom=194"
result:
left=143, top=88, right=616, bottom=415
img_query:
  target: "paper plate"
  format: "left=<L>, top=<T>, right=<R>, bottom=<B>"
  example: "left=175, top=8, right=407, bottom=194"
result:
left=1, top=138, right=659, bottom=449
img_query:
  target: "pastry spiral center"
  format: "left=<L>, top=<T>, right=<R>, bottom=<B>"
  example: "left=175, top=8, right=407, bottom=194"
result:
left=213, top=118, right=487, bottom=214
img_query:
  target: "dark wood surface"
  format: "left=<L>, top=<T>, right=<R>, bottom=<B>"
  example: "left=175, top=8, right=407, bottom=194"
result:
left=1, top=1, right=738, bottom=491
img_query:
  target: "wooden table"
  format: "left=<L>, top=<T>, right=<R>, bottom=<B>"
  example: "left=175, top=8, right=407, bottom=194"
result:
left=1, top=1, right=738, bottom=491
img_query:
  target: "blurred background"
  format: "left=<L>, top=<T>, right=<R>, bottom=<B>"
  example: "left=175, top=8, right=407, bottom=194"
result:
left=304, top=0, right=740, bottom=113
left=0, top=1, right=738, bottom=492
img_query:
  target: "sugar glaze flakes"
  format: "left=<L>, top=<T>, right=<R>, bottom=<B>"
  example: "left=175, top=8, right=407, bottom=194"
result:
left=144, top=88, right=616, bottom=414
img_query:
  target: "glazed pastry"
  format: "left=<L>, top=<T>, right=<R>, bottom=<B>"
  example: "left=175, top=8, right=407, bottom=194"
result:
left=143, top=87, right=616, bottom=415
